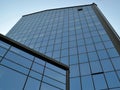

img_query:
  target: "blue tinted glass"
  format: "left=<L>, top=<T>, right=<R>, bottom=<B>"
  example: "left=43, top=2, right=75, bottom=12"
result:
left=97, top=50, right=109, bottom=60
left=80, top=63, right=90, bottom=76
left=86, top=45, right=95, bottom=52
left=91, top=31, right=99, bottom=37
left=70, top=64, right=79, bottom=77
left=53, top=50, right=60, bottom=58
left=88, top=52, right=98, bottom=61
left=69, top=41, right=76, bottom=47
left=70, top=78, right=81, bottom=90
left=117, top=71, right=120, bottom=79
left=46, top=63, right=66, bottom=75
left=0, top=66, right=26, bottom=90
left=90, top=61, right=102, bottom=73
left=95, top=43, right=104, bottom=50
left=107, top=48, right=119, bottom=58
left=25, top=77, right=40, bottom=90
left=110, top=88, right=120, bottom=90
left=5, top=51, right=32, bottom=68
left=111, top=57, right=120, bottom=70
left=44, top=68, right=65, bottom=83
left=104, top=41, right=114, bottom=48
left=79, top=53, right=88, bottom=63
left=78, top=46, right=86, bottom=53
left=93, top=74, right=107, bottom=89
left=41, top=83, right=60, bottom=90
left=0, top=56, right=2, bottom=61
left=61, top=49, right=68, bottom=57
left=34, top=58, right=45, bottom=65
left=101, top=60, right=114, bottom=72
left=61, top=57, right=69, bottom=65
left=85, top=38, right=93, bottom=45
left=105, top=72, right=120, bottom=88
left=10, top=47, right=34, bottom=60
left=93, top=36, right=101, bottom=43
left=77, top=39, right=85, bottom=46
left=62, top=42, right=68, bottom=49
left=0, top=41, right=10, bottom=49
left=0, top=47, right=7, bottom=57
left=101, top=34, right=110, bottom=41
left=43, top=76, right=65, bottom=90
left=29, top=71, right=42, bottom=80
left=84, top=32, right=91, bottom=38
left=70, top=48, right=77, bottom=55
left=54, top=44, right=61, bottom=50
left=1, top=59, right=29, bottom=74
left=32, top=63, right=44, bottom=74
left=81, top=76, right=94, bottom=90
left=70, top=55, right=78, bottom=65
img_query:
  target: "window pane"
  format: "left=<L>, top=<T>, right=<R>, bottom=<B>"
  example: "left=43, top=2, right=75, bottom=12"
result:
left=104, top=41, right=114, bottom=48
left=70, top=64, right=79, bottom=77
left=93, top=36, right=101, bottom=43
left=32, top=63, right=44, bottom=74
left=110, top=88, right=120, bottom=90
left=117, top=71, right=120, bottom=79
left=86, top=45, right=95, bottom=52
left=111, top=57, right=120, bottom=70
left=5, top=51, right=32, bottom=68
left=29, top=71, right=42, bottom=80
left=78, top=46, right=86, bottom=53
left=70, top=77, right=81, bottom=90
left=107, top=48, right=119, bottom=58
left=61, top=49, right=68, bottom=57
left=0, top=66, right=26, bottom=90
left=0, top=47, right=7, bottom=57
left=79, top=53, right=88, bottom=63
left=105, top=72, right=120, bottom=88
left=80, top=63, right=90, bottom=76
left=10, top=47, right=34, bottom=60
left=95, top=43, right=104, bottom=50
left=70, top=48, right=77, bottom=55
left=44, top=68, right=65, bottom=83
left=81, top=76, right=94, bottom=90
left=93, top=74, right=107, bottom=89
left=1, top=59, right=29, bottom=74
left=70, top=55, right=78, bottom=65
left=0, top=41, right=10, bottom=49
left=61, top=57, right=69, bottom=65
left=88, top=52, right=98, bottom=61
left=41, top=83, right=60, bottom=90
left=101, top=60, right=114, bottom=72
left=90, top=61, right=102, bottom=73
left=43, top=76, right=65, bottom=90
left=101, top=34, right=110, bottom=41
left=25, top=77, right=40, bottom=90
left=97, top=50, right=109, bottom=60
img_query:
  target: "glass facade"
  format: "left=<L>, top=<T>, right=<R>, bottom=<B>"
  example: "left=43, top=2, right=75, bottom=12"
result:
left=4, top=3, right=120, bottom=90
left=0, top=36, right=69, bottom=90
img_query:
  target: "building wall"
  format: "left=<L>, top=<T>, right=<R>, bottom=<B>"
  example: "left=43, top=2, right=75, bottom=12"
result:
left=6, top=4, right=120, bottom=90
left=0, top=36, right=68, bottom=90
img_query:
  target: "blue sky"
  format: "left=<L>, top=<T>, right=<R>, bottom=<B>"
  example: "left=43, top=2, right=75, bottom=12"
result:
left=0, top=0, right=120, bottom=36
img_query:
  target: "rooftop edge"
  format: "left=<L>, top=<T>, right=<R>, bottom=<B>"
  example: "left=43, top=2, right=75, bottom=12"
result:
left=23, top=3, right=96, bottom=17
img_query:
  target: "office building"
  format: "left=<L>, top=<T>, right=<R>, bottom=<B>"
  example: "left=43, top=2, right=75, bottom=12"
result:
left=1, top=3, right=120, bottom=90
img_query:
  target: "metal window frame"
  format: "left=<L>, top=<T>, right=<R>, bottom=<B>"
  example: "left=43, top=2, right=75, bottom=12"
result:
left=0, top=34, right=69, bottom=90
